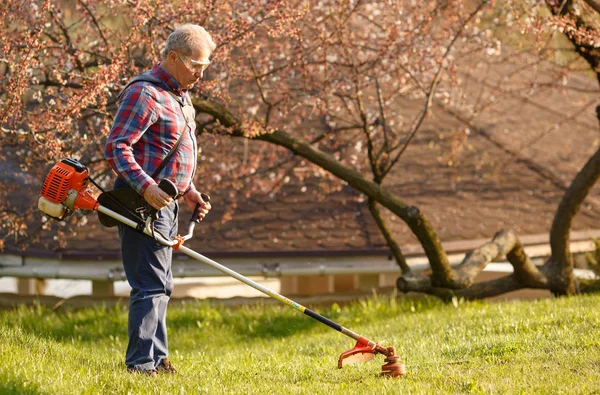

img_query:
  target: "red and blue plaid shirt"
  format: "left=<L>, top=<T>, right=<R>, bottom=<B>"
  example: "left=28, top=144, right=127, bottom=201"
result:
left=105, top=63, right=197, bottom=195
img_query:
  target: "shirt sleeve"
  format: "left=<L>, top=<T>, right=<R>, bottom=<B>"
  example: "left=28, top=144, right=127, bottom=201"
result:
left=105, top=84, right=158, bottom=195
left=184, top=182, right=197, bottom=196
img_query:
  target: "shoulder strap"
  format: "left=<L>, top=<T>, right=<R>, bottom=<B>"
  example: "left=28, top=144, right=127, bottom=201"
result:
left=118, top=74, right=190, bottom=180
left=118, top=75, right=186, bottom=107
left=150, top=126, right=186, bottom=179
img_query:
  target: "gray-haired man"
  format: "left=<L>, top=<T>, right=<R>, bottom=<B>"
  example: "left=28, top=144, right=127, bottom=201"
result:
left=105, top=24, right=215, bottom=376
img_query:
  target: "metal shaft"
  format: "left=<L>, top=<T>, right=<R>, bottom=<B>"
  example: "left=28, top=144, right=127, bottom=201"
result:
left=178, top=244, right=370, bottom=344
left=97, top=204, right=376, bottom=347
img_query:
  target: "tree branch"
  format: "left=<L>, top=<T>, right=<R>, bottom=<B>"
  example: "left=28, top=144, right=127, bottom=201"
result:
left=583, top=0, right=600, bottom=14
left=368, top=197, right=410, bottom=273
left=49, top=10, right=85, bottom=72
left=77, top=0, right=109, bottom=49
left=398, top=228, right=548, bottom=292
left=383, top=0, right=487, bottom=177
left=374, top=78, right=390, bottom=154
left=547, top=146, right=600, bottom=294
left=192, top=98, right=455, bottom=284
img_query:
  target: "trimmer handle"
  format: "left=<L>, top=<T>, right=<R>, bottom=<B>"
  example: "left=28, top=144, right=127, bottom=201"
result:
left=158, top=179, right=178, bottom=198
left=191, top=193, right=210, bottom=223
left=151, top=179, right=179, bottom=220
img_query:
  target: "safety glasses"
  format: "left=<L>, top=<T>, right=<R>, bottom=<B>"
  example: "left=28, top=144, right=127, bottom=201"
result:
left=178, top=53, right=211, bottom=73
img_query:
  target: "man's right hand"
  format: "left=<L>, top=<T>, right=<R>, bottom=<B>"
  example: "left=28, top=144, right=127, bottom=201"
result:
left=143, top=183, right=173, bottom=210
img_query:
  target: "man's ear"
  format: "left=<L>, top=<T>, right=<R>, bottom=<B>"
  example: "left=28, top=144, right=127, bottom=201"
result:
left=167, top=51, right=178, bottom=65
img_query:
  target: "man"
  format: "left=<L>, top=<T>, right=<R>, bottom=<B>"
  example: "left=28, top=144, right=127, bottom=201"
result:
left=105, top=24, right=215, bottom=376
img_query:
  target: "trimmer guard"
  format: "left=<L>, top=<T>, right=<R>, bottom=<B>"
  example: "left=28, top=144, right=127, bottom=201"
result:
left=337, top=341, right=377, bottom=368
left=338, top=342, right=406, bottom=377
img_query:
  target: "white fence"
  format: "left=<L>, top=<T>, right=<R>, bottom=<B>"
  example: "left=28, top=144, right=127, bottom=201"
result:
left=1, top=230, right=598, bottom=298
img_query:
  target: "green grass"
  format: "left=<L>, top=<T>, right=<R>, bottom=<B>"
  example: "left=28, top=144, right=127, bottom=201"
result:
left=1, top=293, right=600, bottom=394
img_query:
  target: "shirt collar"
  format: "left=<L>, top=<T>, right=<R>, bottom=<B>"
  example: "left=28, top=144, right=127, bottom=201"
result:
left=151, top=62, right=184, bottom=96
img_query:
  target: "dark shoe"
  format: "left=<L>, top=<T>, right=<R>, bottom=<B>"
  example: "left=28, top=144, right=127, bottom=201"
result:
left=156, top=358, right=177, bottom=374
left=127, top=366, right=159, bottom=377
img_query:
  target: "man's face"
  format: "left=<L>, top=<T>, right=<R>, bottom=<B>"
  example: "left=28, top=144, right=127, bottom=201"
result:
left=173, top=47, right=211, bottom=90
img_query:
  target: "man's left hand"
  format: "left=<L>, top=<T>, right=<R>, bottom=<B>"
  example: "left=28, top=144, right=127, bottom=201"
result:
left=183, top=190, right=211, bottom=221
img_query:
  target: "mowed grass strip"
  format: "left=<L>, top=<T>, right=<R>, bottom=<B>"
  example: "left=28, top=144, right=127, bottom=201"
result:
left=1, top=293, right=599, bottom=394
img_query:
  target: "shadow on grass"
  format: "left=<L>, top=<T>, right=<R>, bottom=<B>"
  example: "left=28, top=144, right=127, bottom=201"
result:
left=3, top=305, right=128, bottom=344
left=8, top=301, right=323, bottom=348
left=168, top=292, right=445, bottom=341
left=0, top=374, right=43, bottom=395
left=222, top=311, right=320, bottom=339
left=168, top=302, right=322, bottom=340
left=442, top=340, right=522, bottom=363
left=6, top=293, right=443, bottom=345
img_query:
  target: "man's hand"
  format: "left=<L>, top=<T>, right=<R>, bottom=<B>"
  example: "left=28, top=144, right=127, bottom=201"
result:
left=143, top=183, right=173, bottom=210
left=183, top=190, right=211, bottom=221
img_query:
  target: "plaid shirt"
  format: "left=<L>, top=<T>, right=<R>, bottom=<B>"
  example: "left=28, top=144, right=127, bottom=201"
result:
left=105, top=63, right=197, bottom=196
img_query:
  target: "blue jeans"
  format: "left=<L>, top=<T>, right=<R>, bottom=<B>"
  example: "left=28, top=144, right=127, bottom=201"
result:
left=115, top=178, right=178, bottom=371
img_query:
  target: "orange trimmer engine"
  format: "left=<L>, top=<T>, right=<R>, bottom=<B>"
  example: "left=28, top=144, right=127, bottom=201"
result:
left=38, top=158, right=99, bottom=220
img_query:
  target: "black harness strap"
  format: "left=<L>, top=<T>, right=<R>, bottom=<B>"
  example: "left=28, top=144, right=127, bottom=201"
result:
left=118, top=76, right=187, bottom=179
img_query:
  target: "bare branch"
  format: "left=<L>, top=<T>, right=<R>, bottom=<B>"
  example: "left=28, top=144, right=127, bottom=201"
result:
left=374, top=78, right=390, bottom=154
left=49, top=10, right=85, bottom=72
left=246, top=50, right=274, bottom=127
left=77, top=0, right=109, bottom=49
left=338, top=28, right=381, bottom=180
left=383, top=1, right=488, bottom=177
left=396, top=274, right=525, bottom=301
left=35, top=80, right=84, bottom=89
left=311, top=121, right=362, bottom=146
left=458, top=71, right=598, bottom=130
left=583, top=0, right=600, bottom=13
left=368, top=197, right=410, bottom=273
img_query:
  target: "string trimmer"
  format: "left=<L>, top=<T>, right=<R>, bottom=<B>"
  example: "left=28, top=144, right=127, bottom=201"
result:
left=38, top=158, right=406, bottom=378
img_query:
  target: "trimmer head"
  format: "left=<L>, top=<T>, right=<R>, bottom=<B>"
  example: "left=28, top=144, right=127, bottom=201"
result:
left=338, top=341, right=406, bottom=378
left=380, top=347, right=406, bottom=378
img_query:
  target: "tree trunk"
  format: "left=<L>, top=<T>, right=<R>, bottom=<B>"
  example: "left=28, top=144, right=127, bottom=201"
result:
left=399, top=273, right=527, bottom=301
left=397, top=229, right=549, bottom=296
left=546, top=146, right=600, bottom=294
left=542, top=0, right=600, bottom=295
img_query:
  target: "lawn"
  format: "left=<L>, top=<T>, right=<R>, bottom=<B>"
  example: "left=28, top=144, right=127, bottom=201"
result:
left=1, top=292, right=599, bottom=394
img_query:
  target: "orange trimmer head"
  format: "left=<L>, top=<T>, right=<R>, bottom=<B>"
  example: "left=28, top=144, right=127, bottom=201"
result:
left=338, top=341, right=406, bottom=378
